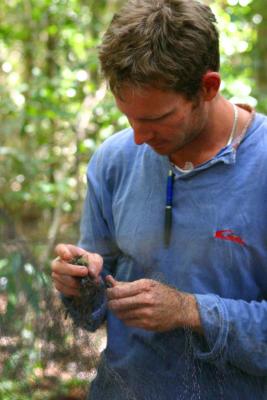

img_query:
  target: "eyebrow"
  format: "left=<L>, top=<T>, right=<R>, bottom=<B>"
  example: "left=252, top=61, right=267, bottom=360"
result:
left=137, top=108, right=175, bottom=122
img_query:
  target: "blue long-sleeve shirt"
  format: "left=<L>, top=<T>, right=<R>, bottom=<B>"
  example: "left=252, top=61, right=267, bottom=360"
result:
left=64, top=111, right=267, bottom=399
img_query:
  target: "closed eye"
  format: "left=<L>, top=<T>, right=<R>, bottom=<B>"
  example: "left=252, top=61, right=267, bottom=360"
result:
left=139, top=109, right=174, bottom=122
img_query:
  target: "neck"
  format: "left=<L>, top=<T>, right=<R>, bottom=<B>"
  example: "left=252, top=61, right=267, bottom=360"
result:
left=170, top=96, right=248, bottom=168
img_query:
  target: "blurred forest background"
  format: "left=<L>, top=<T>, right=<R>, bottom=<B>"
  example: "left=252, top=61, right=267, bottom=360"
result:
left=0, top=0, right=266, bottom=399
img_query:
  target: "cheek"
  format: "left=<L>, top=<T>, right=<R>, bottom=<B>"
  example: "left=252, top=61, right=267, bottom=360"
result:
left=162, top=118, right=187, bottom=137
left=150, top=113, right=189, bottom=138
left=168, top=112, right=188, bottom=128
left=152, top=125, right=174, bottom=138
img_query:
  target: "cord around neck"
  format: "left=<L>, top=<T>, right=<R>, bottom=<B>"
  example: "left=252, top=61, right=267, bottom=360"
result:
left=226, top=103, right=238, bottom=146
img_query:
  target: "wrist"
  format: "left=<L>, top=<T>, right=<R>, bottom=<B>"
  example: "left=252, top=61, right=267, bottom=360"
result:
left=176, top=292, right=203, bottom=334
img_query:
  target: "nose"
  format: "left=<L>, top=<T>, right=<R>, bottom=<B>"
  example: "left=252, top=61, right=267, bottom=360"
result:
left=130, top=120, right=154, bottom=145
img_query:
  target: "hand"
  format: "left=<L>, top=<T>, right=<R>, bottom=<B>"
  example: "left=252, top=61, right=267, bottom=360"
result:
left=106, top=277, right=202, bottom=333
left=51, top=243, right=103, bottom=297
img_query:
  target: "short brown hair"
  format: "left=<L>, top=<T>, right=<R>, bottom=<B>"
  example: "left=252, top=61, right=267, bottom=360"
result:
left=99, top=0, right=219, bottom=99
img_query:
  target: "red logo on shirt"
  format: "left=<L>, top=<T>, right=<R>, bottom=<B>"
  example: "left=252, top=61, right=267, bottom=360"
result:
left=214, top=230, right=246, bottom=246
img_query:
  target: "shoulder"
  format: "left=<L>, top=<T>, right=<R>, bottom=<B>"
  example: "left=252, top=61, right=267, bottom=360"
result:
left=97, top=127, right=137, bottom=158
left=89, top=127, right=140, bottom=168
left=238, top=112, right=267, bottom=186
left=247, top=112, right=267, bottom=142
left=87, top=127, right=149, bottom=186
left=240, top=112, right=267, bottom=154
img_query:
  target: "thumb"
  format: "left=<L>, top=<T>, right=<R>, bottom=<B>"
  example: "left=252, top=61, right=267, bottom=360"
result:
left=105, top=275, right=119, bottom=288
left=55, top=243, right=86, bottom=261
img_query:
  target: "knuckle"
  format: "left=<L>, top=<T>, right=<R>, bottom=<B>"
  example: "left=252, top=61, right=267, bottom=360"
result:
left=55, top=243, right=65, bottom=255
left=109, top=300, right=118, bottom=311
left=51, top=272, right=57, bottom=280
left=142, top=308, right=153, bottom=318
left=86, top=252, right=103, bottom=274
left=54, top=258, right=65, bottom=272
left=94, top=252, right=102, bottom=262
left=139, top=279, right=149, bottom=290
left=54, top=281, right=61, bottom=292
left=107, top=288, right=116, bottom=300
left=144, top=292, right=154, bottom=305
left=51, top=257, right=59, bottom=269
left=69, top=265, right=78, bottom=275
left=112, top=287, right=121, bottom=298
left=142, top=279, right=155, bottom=291
left=94, top=254, right=103, bottom=269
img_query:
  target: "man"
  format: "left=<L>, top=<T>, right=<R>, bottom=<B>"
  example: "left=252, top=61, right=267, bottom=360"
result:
left=51, top=0, right=267, bottom=398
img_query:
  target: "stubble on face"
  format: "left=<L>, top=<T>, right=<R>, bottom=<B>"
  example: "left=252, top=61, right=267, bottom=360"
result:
left=115, top=85, right=208, bottom=159
left=160, top=99, right=207, bottom=158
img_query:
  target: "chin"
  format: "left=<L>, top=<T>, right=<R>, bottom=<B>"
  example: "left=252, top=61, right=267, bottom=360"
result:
left=150, top=145, right=169, bottom=155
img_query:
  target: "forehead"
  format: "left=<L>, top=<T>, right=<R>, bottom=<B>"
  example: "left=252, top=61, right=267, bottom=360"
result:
left=114, top=85, right=188, bottom=120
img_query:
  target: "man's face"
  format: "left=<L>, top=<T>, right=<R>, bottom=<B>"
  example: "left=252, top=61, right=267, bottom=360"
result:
left=115, top=85, right=208, bottom=158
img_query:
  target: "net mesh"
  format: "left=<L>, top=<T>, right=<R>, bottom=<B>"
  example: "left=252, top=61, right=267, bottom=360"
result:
left=0, top=210, right=237, bottom=400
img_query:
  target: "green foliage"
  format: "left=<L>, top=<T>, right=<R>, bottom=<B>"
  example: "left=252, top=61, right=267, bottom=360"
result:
left=0, top=0, right=127, bottom=231
left=0, top=377, right=88, bottom=400
left=215, top=0, right=267, bottom=113
left=1, top=0, right=266, bottom=229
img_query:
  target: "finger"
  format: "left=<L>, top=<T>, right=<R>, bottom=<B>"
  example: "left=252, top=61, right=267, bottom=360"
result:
left=86, top=252, right=103, bottom=279
left=124, top=319, right=142, bottom=328
left=105, top=275, right=119, bottom=287
left=111, top=314, right=153, bottom=331
left=108, top=292, right=152, bottom=312
left=107, top=279, right=154, bottom=300
left=115, top=310, right=158, bottom=331
left=52, top=272, right=81, bottom=290
left=53, top=278, right=81, bottom=297
left=53, top=244, right=103, bottom=279
left=123, top=319, right=156, bottom=331
left=111, top=309, right=147, bottom=323
left=55, top=243, right=86, bottom=261
left=52, top=257, right=88, bottom=278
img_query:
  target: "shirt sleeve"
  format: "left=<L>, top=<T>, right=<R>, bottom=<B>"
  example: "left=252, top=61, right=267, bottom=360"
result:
left=192, top=294, right=267, bottom=376
left=62, top=149, right=121, bottom=331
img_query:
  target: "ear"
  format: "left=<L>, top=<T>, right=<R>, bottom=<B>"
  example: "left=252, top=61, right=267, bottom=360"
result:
left=201, top=71, right=221, bottom=101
